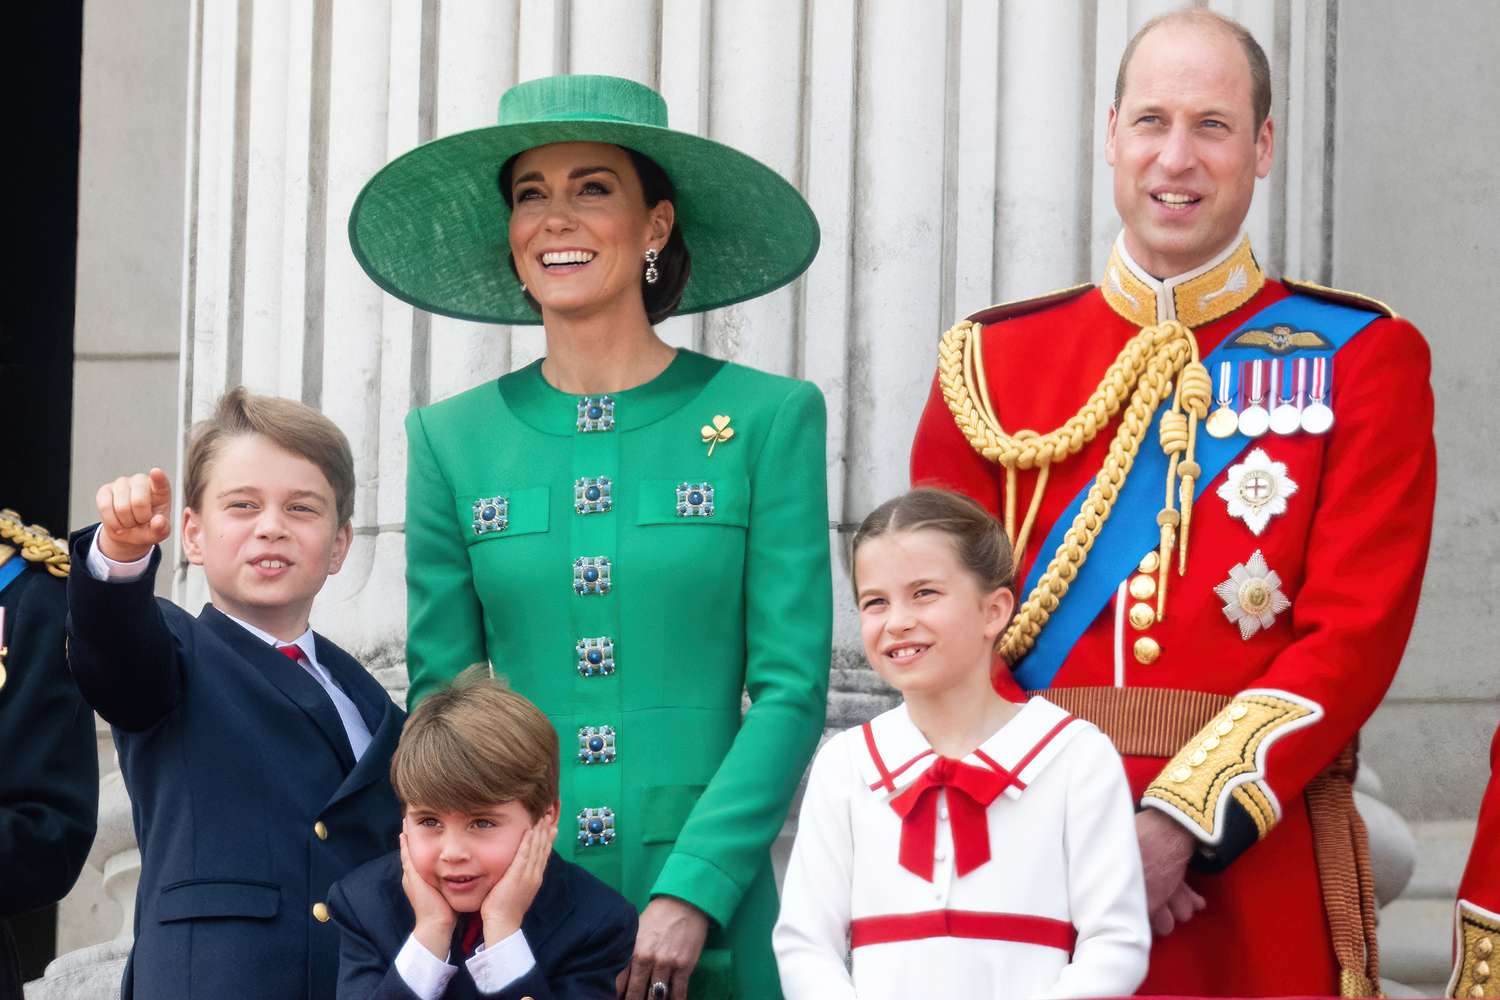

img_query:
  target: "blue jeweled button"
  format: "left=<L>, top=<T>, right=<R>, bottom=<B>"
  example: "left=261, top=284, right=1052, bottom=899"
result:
left=574, top=476, right=613, bottom=515
left=576, top=396, right=616, bottom=433
left=577, top=806, right=615, bottom=847
left=577, top=725, right=616, bottom=765
left=576, top=637, right=615, bottom=677
left=573, top=557, right=611, bottom=595
left=675, top=482, right=715, bottom=518
left=470, top=495, right=509, bottom=535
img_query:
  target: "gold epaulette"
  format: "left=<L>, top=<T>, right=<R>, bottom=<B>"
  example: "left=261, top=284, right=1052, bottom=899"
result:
left=1451, top=900, right=1500, bottom=998
left=1283, top=277, right=1399, bottom=320
left=0, top=509, right=69, bottom=578
left=964, top=282, right=1094, bottom=327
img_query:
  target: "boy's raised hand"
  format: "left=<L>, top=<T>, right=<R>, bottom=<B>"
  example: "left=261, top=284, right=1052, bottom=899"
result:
left=400, top=828, right=456, bottom=961
left=480, top=812, right=556, bottom=947
left=95, top=467, right=173, bottom=562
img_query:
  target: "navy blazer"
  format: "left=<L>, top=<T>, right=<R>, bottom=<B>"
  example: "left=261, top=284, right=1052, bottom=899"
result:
left=328, top=850, right=637, bottom=1000
left=66, top=528, right=404, bottom=1000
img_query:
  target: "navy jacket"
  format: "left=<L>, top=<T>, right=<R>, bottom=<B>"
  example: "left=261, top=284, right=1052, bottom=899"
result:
left=328, top=850, right=637, bottom=1000
left=66, top=528, right=404, bottom=1000
left=1, top=559, right=98, bottom=1000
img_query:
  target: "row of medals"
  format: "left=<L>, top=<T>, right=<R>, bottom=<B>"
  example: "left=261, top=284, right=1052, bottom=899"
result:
left=1203, top=356, right=1333, bottom=440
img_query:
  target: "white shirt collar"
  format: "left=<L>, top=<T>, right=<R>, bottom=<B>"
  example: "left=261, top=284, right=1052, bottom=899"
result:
left=219, top=610, right=317, bottom=666
left=856, top=696, right=1091, bottom=803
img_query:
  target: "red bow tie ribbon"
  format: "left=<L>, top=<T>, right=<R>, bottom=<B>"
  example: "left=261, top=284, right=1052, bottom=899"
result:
left=888, top=756, right=1016, bottom=882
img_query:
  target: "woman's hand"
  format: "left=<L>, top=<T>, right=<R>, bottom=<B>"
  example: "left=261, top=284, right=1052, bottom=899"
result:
left=480, top=813, right=556, bottom=946
left=399, top=827, right=456, bottom=960
left=616, top=895, right=710, bottom=1000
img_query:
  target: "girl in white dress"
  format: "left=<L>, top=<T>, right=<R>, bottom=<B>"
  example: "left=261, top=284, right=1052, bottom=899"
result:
left=774, top=488, right=1149, bottom=999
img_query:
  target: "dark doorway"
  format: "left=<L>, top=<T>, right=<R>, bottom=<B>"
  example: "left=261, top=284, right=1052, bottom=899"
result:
left=0, top=1, right=85, bottom=985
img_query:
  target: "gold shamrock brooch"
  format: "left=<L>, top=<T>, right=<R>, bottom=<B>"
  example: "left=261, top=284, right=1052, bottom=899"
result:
left=701, top=414, right=734, bottom=457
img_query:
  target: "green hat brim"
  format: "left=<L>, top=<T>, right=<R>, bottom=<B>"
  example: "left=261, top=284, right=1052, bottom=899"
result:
left=348, top=120, right=820, bottom=325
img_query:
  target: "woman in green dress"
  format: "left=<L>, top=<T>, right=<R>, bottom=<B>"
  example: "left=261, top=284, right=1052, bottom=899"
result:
left=349, top=75, right=831, bottom=1000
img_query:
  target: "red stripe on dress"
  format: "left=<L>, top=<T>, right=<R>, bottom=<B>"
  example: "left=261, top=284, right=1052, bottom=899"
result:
left=1008, top=715, right=1078, bottom=780
left=863, top=722, right=896, bottom=793
left=971, top=748, right=1027, bottom=791
left=850, top=910, right=1077, bottom=952
left=882, top=749, right=936, bottom=787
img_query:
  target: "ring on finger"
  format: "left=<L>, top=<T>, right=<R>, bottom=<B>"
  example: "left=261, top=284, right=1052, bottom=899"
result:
left=650, top=981, right=668, bottom=1000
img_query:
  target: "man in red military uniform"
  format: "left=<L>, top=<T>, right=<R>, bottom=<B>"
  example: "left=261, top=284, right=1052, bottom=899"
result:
left=911, top=9, right=1435, bottom=997
left=1451, top=725, right=1500, bottom=999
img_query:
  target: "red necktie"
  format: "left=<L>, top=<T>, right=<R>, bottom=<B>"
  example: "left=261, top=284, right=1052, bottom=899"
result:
left=888, top=757, right=1017, bottom=882
left=459, top=914, right=483, bottom=958
left=276, top=644, right=307, bottom=666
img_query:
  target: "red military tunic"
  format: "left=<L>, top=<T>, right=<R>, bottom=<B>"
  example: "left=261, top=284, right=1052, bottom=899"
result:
left=911, top=233, right=1437, bottom=996
left=1451, top=725, right=1500, bottom=998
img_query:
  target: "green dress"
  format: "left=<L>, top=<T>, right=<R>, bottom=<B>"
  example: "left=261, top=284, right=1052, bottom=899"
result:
left=404, top=349, right=832, bottom=999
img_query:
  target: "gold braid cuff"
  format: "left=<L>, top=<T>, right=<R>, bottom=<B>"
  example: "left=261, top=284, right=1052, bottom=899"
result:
left=1451, top=900, right=1500, bottom=998
left=1141, top=689, right=1323, bottom=844
left=937, top=319, right=1210, bottom=664
left=0, top=509, right=70, bottom=578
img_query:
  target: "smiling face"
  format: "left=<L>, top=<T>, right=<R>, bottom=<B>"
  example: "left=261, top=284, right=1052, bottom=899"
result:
left=855, top=528, right=1014, bottom=699
left=180, top=433, right=351, bottom=639
left=404, top=801, right=554, bottom=912
left=1106, top=21, right=1273, bottom=277
left=506, top=141, right=674, bottom=323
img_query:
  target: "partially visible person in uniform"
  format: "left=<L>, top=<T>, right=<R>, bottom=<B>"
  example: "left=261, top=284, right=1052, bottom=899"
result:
left=1449, top=722, right=1500, bottom=999
left=0, top=511, right=97, bottom=1000
left=774, top=489, right=1149, bottom=1000
left=67, top=390, right=404, bottom=1000
left=330, top=666, right=637, bottom=1000
left=910, top=9, right=1435, bottom=996
left=352, top=74, right=831, bottom=1000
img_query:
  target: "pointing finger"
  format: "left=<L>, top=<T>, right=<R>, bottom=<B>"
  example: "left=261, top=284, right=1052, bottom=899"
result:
left=148, top=467, right=172, bottom=505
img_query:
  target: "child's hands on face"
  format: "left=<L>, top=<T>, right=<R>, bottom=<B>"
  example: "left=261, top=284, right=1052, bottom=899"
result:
left=400, top=825, right=456, bottom=960
left=95, top=468, right=172, bottom=562
left=479, top=812, right=556, bottom=946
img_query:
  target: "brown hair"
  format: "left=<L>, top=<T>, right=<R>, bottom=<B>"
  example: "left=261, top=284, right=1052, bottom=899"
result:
left=499, top=147, right=692, bottom=325
left=1114, top=8, right=1272, bottom=129
left=390, top=665, right=559, bottom=821
left=183, top=386, right=356, bottom=525
left=851, top=488, right=1015, bottom=596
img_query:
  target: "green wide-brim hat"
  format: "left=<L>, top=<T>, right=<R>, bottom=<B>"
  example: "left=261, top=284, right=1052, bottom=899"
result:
left=349, top=74, right=820, bottom=325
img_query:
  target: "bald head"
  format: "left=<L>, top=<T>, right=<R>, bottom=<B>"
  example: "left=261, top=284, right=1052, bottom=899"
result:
left=1114, top=9, right=1271, bottom=129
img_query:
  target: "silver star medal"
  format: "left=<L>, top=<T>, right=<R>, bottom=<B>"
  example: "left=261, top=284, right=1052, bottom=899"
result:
left=1215, top=550, right=1292, bottom=640
left=1216, top=448, right=1298, bottom=536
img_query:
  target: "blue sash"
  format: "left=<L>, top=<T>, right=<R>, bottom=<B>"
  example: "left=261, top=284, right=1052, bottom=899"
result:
left=1011, top=294, right=1380, bottom=690
left=0, top=555, right=25, bottom=595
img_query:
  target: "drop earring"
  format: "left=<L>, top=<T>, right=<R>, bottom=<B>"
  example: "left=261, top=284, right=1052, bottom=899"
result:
left=644, top=248, right=660, bottom=285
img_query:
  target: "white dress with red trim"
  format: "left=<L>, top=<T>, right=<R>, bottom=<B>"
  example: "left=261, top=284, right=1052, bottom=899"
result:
left=773, top=696, right=1149, bottom=1000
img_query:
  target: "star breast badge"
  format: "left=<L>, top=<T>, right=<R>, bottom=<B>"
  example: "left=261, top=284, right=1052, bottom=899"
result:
left=1215, top=550, right=1292, bottom=640
left=1216, top=448, right=1298, bottom=536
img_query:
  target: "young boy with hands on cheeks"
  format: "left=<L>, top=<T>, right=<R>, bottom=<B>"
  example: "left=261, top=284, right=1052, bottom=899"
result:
left=329, top=667, right=637, bottom=1000
left=66, top=388, right=404, bottom=1000
left=773, top=489, right=1149, bottom=999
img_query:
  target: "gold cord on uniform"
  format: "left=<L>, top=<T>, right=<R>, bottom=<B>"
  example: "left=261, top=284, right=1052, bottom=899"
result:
left=0, top=509, right=70, bottom=578
left=938, top=319, right=1211, bottom=664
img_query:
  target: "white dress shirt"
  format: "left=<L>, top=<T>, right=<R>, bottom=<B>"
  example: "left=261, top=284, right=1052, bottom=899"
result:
left=85, top=530, right=374, bottom=761
left=394, top=927, right=536, bottom=998
left=773, top=697, right=1151, bottom=1000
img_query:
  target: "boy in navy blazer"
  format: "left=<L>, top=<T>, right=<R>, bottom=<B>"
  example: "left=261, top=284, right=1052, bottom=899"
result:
left=328, top=667, right=636, bottom=999
left=67, top=387, right=404, bottom=1000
